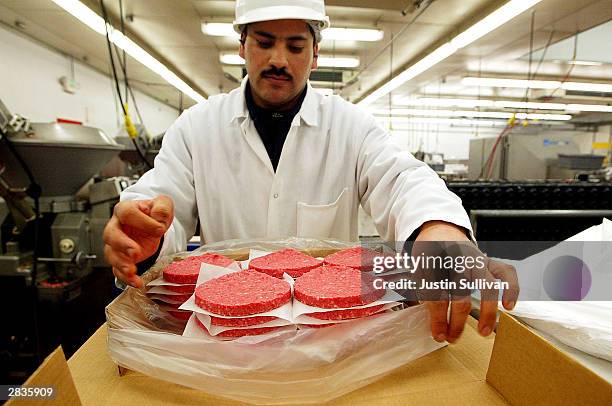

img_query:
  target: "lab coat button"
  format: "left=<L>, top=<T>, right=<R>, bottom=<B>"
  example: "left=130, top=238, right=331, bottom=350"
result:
left=273, top=193, right=279, bottom=199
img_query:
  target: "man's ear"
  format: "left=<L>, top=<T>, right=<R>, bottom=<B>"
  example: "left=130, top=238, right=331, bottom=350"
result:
left=239, top=29, right=246, bottom=59
left=311, top=43, right=319, bottom=70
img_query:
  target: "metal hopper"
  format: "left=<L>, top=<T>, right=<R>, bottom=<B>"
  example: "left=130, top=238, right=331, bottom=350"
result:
left=0, top=123, right=125, bottom=197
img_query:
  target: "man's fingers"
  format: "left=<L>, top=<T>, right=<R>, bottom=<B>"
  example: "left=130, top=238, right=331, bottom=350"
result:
left=478, top=295, right=498, bottom=337
left=447, top=298, right=471, bottom=343
left=149, top=195, right=174, bottom=228
left=489, top=260, right=519, bottom=310
left=137, top=200, right=154, bottom=216
left=110, top=258, right=143, bottom=289
left=426, top=300, right=449, bottom=342
left=112, top=266, right=143, bottom=288
left=114, top=202, right=167, bottom=237
left=476, top=264, right=500, bottom=336
left=126, top=273, right=143, bottom=288
left=105, top=244, right=135, bottom=273
left=112, top=266, right=132, bottom=283
left=103, top=217, right=143, bottom=259
left=112, top=267, right=123, bottom=282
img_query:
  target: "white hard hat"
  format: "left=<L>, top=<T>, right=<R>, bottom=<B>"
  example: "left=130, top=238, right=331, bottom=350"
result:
left=233, top=0, right=330, bottom=42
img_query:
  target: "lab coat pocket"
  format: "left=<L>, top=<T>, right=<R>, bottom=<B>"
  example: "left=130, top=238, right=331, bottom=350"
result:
left=297, top=187, right=351, bottom=241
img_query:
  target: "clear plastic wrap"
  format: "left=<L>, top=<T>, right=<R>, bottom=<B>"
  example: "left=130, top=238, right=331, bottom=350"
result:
left=106, top=237, right=443, bottom=404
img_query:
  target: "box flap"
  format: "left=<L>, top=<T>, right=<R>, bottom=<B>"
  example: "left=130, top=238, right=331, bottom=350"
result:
left=6, top=347, right=82, bottom=406
left=487, top=312, right=612, bottom=405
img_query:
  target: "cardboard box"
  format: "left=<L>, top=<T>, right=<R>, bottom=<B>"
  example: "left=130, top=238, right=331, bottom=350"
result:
left=5, top=347, right=82, bottom=406
left=17, top=313, right=610, bottom=404
left=487, top=312, right=612, bottom=406
left=65, top=318, right=506, bottom=405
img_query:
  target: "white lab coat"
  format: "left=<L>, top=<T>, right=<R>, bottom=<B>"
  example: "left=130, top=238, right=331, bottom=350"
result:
left=121, top=78, right=472, bottom=256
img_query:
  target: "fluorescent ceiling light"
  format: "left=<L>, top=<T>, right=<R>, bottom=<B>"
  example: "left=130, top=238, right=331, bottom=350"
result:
left=384, top=124, right=503, bottom=134
left=318, top=56, right=359, bottom=68
left=394, top=98, right=495, bottom=108
left=376, top=116, right=565, bottom=127
left=462, top=77, right=612, bottom=93
left=393, top=97, right=612, bottom=113
left=219, top=53, right=359, bottom=68
left=219, top=53, right=245, bottom=65
left=462, top=77, right=559, bottom=89
left=201, top=22, right=239, bottom=38
left=373, top=108, right=571, bottom=121
left=358, top=0, right=541, bottom=106
left=566, top=60, right=603, bottom=66
left=566, top=104, right=612, bottom=113
left=359, top=43, right=457, bottom=107
left=449, top=0, right=541, bottom=49
left=52, top=0, right=106, bottom=34
left=52, top=0, right=204, bottom=103
left=322, top=28, right=383, bottom=42
left=388, top=127, right=501, bottom=134
left=494, top=100, right=567, bottom=110
left=376, top=117, right=508, bottom=127
left=562, top=81, right=612, bottom=92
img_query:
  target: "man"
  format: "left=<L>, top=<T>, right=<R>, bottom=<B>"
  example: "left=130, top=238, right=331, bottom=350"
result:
left=103, top=0, right=517, bottom=343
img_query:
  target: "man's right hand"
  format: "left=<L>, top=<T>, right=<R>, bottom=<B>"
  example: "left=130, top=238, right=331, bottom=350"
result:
left=103, top=195, right=174, bottom=288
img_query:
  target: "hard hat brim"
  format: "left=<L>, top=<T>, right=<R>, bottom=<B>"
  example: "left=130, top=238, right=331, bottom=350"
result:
left=233, top=5, right=330, bottom=34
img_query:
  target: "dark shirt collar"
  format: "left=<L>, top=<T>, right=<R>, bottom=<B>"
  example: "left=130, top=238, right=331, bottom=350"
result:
left=245, top=81, right=307, bottom=124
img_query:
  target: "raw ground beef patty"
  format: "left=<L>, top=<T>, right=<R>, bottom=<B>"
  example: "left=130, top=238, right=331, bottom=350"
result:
left=167, top=310, right=191, bottom=320
left=152, top=299, right=181, bottom=309
left=306, top=304, right=385, bottom=320
left=210, top=315, right=278, bottom=327
left=195, top=270, right=291, bottom=316
left=150, top=293, right=191, bottom=304
left=300, top=323, right=337, bottom=328
left=323, top=246, right=382, bottom=272
left=165, top=293, right=192, bottom=303
left=165, top=284, right=196, bottom=294
left=195, top=317, right=282, bottom=338
left=248, top=248, right=322, bottom=278
left=162, top=253, right=235, bottom=284
left=294, top=265, right=385, bottom=308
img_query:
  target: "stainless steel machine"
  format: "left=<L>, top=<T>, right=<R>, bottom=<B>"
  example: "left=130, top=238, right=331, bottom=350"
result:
left=0, top=120, right=129, bottom=279
left=0, top=100, right=137, bottom=383
left=468, top=133, right=582, bottom=180
left=110, top=124, right=162, bottom=176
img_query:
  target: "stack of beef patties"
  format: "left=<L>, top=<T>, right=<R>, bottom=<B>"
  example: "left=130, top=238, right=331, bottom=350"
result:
left=181, top=247, right=390, bottom=338
left=248, top=248, right=323, bottom=278
left=193, top=270, right=292, bottom=338
left=148, top=253, right=235, bottom=320
left=249, top=247, right=388, bottom=328
left=322, top=246, right=381, bottom=272
left=294, top=264, right=386, bottom=327
left=292, top=247, right=387, bottom=327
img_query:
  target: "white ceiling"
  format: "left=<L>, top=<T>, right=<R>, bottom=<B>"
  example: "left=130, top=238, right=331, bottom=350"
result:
left=1, top=0, right=611, bottom=124
left=522, top=20, right=612, bottom=64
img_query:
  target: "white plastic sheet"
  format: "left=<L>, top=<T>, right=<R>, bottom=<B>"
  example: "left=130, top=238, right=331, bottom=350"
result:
left=106, top=238, right=444, bottom=404
left=503, top=219, right=612, bottom=362
left=509, top=301, right=612, bottom=362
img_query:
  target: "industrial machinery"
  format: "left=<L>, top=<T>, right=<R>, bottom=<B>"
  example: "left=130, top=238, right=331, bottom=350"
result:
left=447, top=180, right=612, bottom=257
left=110, top=124, right=162, bottom=176
left=414, top=151, right=445, bottom=172
left=468, top=133, right=587, bottom=180
left=0, top=100, right=133, bottom=383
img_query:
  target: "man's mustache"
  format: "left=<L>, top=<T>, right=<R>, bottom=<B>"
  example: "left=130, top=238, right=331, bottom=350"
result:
left=261, top=67, right=292, bottom=80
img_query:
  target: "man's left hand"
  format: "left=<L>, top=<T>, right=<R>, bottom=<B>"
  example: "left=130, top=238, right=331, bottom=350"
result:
left=414, top=221, right=519, bottom=343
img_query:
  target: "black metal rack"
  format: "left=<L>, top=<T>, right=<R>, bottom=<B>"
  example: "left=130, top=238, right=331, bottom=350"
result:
left=447, top=181, right=612, bottom=241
